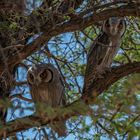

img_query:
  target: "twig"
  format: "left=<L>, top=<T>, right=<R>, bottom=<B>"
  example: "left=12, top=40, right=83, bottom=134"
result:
left=10, top=94, right=33, bottom=102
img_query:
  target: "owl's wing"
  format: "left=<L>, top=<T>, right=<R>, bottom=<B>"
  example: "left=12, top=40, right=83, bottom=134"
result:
left=85, top=32, right=110, bottom=77
left=88, top=32, right=110, bottom=66
left=58, top=76, right=66, bottom=106
left=83, top=32, right=111, bottom=93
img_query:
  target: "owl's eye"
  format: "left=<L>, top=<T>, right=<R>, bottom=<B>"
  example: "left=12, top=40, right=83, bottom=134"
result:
left=28, top=73, right=34, bottom=84
left=40, top=70, right=48, bottom=80
left=30, top=73, right=34, bottom=79
left=105, top=20, right=110, bottom=28
left=118, top=20, right=123, bottom=28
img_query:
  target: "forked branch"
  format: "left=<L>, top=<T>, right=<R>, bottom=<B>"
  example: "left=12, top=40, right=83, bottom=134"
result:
left=0, top=62, right=139, bottom=138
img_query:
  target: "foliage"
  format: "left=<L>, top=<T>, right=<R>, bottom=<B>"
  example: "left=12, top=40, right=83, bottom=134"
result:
left=0, top=0, right=139, bottom=139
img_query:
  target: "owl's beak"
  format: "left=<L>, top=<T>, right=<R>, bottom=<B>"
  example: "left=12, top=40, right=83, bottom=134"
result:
left=110, top=24, right=120, bottom=36
left=111, top=28, right=118, bottom=36
left=34, top=80, right=40, bottom=86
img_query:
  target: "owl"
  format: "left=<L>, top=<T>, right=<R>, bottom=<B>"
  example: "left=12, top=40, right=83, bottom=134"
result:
left=27, top=63, right=66, bottom=136
left=83, top=17, right=126, bottom=92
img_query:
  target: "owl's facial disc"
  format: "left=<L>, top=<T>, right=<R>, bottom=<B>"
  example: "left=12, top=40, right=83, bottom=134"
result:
left=103, top=17, right=125, bottom=37
left=39, top=69, right=53, bottom=83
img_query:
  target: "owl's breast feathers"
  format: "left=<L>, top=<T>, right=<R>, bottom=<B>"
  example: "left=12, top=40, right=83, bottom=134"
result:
left=30, top=80, right=65, bottom=107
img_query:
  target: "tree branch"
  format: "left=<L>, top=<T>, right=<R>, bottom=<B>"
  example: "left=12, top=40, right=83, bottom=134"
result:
left=26, top=0, right=84, bottom=35
left=26, top=1, right=140, bottom=34
left=0, top=2, right=139, bottom=75
left=10, top=94, right=32, bottom=102
left=0, top=62, right=139, bottom=138
left=0, top=2, right=140, bottom=137
left=82, top=62, right=140, bottom=103
left=0, top=99, right=90, bottom=138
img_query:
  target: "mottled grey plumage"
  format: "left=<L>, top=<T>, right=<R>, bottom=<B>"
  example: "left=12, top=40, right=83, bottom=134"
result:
left=84, top=17, right=126, bottom=92
left=27, top=63, right=66, bottom=136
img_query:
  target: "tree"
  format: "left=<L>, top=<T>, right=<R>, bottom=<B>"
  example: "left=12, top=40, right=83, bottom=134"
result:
left=0, top=0, right=140, bottom=139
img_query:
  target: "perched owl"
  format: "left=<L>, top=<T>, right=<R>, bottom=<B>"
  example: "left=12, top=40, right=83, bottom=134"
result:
left=83, top=17, right=126, bottom=92
left=27, top=64, right=66, bottom=136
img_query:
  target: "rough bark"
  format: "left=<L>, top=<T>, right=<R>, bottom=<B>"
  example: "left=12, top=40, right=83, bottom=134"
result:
left=0, top=2, right=140, bottom=75
left=0, top=62, right=140, bottom=138
left=0, top=1, right=140, bottom=138
left=82, top=62, right=140, bottom=103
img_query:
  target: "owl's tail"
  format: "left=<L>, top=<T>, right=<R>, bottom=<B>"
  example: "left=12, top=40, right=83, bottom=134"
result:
left=50, top=121, right=67, bottom=137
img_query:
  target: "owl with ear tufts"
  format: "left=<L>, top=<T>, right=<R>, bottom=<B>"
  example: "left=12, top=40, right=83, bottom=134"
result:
left=83, top=17, right=126, bottom=93
left=27, top=63, right=66, bottom=137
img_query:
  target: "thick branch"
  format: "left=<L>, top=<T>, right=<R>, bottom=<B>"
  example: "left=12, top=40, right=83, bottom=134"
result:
left=40, top=0, right=83, bottom=10
left=82, top=62, right=140, bottom=103
left=27, top=0, right=84, bottom=34
left=0, top=2, right=140, bottom=75
left=0, top=99, right=90, bottom=138
left=0, top=3, right=140, bottom=137
left=26, top=1, right=140, bottom=34
left=0, top=62, right=139, bottom=138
